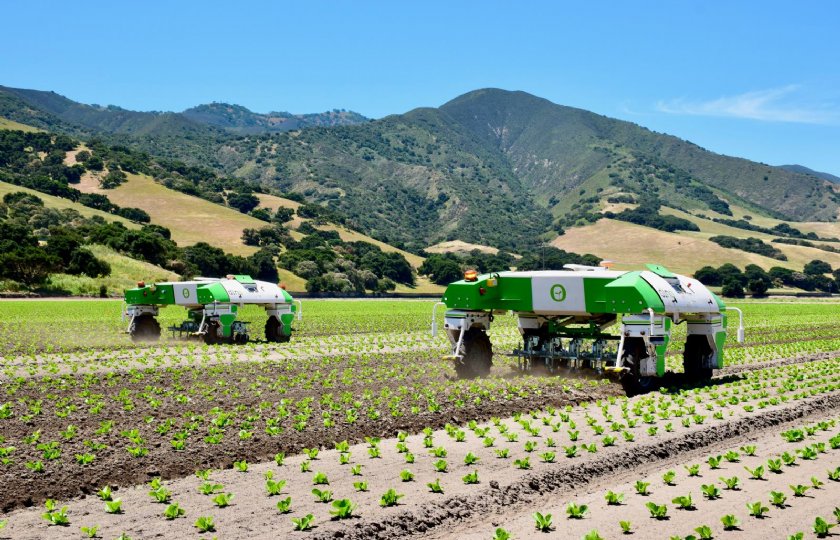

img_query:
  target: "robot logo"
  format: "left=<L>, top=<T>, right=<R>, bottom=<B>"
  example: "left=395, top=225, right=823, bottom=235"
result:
left=549, top=284, right=566, bottom=302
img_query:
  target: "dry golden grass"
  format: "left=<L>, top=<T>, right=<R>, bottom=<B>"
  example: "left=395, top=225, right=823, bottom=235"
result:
left=0, top=180, right=138, bottom=227
left=75, top=172, right=262, bottom=255
left=687, top=203, right=840, bottom=240
left=426, top=240, right=501, bottom=255
left=551, top=218, right=840, bottom=274
left=0, top=117, right=41, bottom=132
left=48, top=245, right=180, bottom=296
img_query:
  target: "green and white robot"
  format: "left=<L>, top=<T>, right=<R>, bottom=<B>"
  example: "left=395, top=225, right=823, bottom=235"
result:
left=123, top=275, right=301, bottom=345
left=433, top=263, right=744, bottom=393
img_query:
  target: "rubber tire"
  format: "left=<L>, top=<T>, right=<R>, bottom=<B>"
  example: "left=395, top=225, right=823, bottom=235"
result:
left=454, top=328, right=493, bottom=379
left=131, top=315, right=160, bottom=343
left=683, top=334, right=714, bottom=383
left=203, top=321, right=221, bottom=345
left=620, top=338, right=656, bottom=396
left=265, top=316, right=291, bottom=343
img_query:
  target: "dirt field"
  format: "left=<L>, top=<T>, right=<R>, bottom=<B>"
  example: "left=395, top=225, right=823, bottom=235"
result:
left=0, top=300, right=838, bottom=539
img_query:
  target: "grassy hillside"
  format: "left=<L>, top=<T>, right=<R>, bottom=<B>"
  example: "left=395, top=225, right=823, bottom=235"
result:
left=0, top=117, right=41, bottom=132
left=47, top=244, right=180, bottom=296
left=426, top=240, right=504, bottom=256
left=3, top=84, right=836, bottom=258
left=552, top=217, right=840, bottom=275
left=0, top=180, right=138, bottom=227
left=441, top=89, right=838, bottom=222
left=75, top=172, right=261, bottom=255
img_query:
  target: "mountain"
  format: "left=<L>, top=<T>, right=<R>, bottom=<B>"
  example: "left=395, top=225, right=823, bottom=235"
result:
left=439, top=90, right=838, bottom=221
left=780, top=164, right=840, bottom=184
left=0, top=86, right=367, bottom=137
left=1, top=85, right=837, bottom=255
left=182, top=103, right=368, bottom=134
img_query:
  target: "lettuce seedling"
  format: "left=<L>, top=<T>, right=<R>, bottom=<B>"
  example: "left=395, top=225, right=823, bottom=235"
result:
left=427, top=479, right=444, bottom=494
left=275, top=497, right=292, bottom=514
left=645, top=502, right=668, bottom=520
left=311, top=488, right=332, bottom=503
left=566, top=502, right=588, bottom=519
left=379, top=488, right=403, bottom=507
left=329, top=499, right=356, bottom=519
left=533, top=512, right=553, bottom=532
left=291, top=514, right=313, bottom=531
left=720, top=514, right=740, bottom=530
left=163, top=503, right=186, bottom=520
left=604, top=490, right=624, bottom=505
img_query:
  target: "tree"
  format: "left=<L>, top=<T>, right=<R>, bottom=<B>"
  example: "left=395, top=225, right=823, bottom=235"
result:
left=85, top=155, right=104, bottom=171
left=747, top=279, right=768, bottom=297
left=693, top=266, right=721, bottom=286
left=100, top=169, right=127, bottom=189
left=721, top=279, right=745, bottom=298
left=183, top=242, right=230, bottom=277
left=274, top=207, right=295, bottom=223
left=0, top=247, right=58, bottom=287
left=293, top=260, right=319, bottom=280
left=419, top=255, right=463, bottom=285
left=66, top=248, right=111, bottom=278
left=803, top=259, right=832, bottom=275
left=227, top=192, right=260, bottom=214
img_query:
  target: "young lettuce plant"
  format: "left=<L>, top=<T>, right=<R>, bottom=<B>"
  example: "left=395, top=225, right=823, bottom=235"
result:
left=329, top=499, right=356, bottom=520
left=533, top=512, right=553, bottom=532
left=194, top=516, right=215, bottom=533
left=566, top=502, right=588, bottom=519
left=634, top=480, right=651, bottom=495
left=769, top=490, right=787, bottom=507
left=462, top=470, right=479, bottom=485
left=427, top=479, right=444, bottom=494
left=211, top=493, right=234, bottom=508
left=353, top=481, right=368, bottom=492
left=312, top=488, right=333, bottom=503
left=276, top=497, right=292, bottom=514
left=645, top=502, right=668, bottom=520
left=694, top=525, right=714, bottom=540
left=163, top=503, right=186, bottom=520
left=672, top=493, right=694, bottom=510
left=291, top=514, right=314, bottom=531
left=604, top=490, right=624, bottom=505
left=813, top=517, right=836, bottom=538
left=42, top=500, right=70, bottom=526
left=746, top=501, right=769, bottom=518
left=379, top=489, right=403, bottom=507
left=701, top=483, right=722, bottom=499
left=104, top=499, right=123, bottom=514
left=720, top=514, right=740, bottom=530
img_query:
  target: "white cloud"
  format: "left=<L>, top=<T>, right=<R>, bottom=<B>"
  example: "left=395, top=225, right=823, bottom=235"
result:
left=656, top=85, right=839, bottom=124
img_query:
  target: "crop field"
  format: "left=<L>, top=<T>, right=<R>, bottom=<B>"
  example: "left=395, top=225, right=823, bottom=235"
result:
left=0, top=299, right=838, bottom=539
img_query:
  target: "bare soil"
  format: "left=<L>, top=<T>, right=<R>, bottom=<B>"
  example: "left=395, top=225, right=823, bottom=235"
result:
left=2, top=360, right=837, bottom=540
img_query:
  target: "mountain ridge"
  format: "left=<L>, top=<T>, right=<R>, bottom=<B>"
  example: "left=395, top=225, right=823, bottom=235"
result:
left=1, top=84, right=837, bottom=255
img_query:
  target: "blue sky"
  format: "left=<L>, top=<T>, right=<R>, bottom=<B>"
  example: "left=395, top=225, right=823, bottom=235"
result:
left=2, top=1, right=839, bottom=174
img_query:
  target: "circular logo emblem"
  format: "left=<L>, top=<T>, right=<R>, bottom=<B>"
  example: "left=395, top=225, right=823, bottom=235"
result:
left=182, top=288, right=190, bottom=299
left=550, top=284, right=566, bottom=302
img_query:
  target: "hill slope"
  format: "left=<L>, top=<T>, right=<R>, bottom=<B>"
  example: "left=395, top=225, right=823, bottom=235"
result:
left=440, top=89, right=839, bottom=221
left=780, top=164, right=840, bottom=184
left=182, top=103, right=368, bottom=134
left=2, top=85, right=837, bottom=256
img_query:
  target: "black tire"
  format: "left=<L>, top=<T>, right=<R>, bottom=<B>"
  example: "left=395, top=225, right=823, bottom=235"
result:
left=620, top=338, right=657, bottom=396
left=265, top=316, right=291, bottom=343
left=203, top=321, right=221, bottom=345
left=454, top=328, right=493, bottom=379
left=683, top=334, right=714, bottom=383
left=131, top=315, right=160, bottom=343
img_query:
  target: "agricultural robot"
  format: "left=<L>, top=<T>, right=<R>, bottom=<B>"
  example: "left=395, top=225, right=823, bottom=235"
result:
left=123, top=275, right=301, bottom=345
left=432, top=264, right=744, bottom=393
